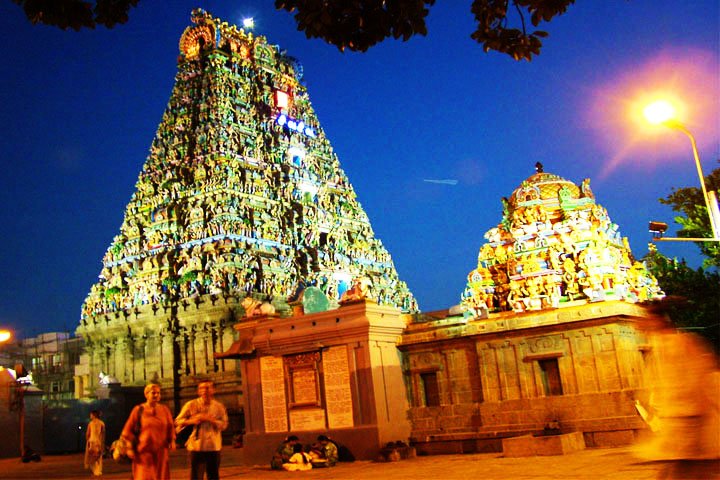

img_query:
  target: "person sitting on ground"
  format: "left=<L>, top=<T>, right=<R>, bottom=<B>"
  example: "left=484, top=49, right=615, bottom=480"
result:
left=282, top=443, right=312, bottom=472
left=309, top=435, right=338, bottom=467
left=271, top=435, right=300, bottom=470
left=336, top=441, right=355, bottom=463
left=21, top=445, right=41, bottom=463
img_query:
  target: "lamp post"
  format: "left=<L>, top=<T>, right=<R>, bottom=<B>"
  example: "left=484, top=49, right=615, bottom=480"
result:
left=0, top=329, right=25, bottom=459
left=643, top=100, right=720, bottom=241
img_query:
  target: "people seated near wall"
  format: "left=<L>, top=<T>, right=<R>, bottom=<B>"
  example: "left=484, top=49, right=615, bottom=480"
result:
left=21, top=445, right=41, bottom=463
left=337, top=441, right=355, bottom=463
left=282, top=443, right=313, bottom=472
left=271, top=435, right=299, bottom=470
left=309, top=435, right=338, bottom=467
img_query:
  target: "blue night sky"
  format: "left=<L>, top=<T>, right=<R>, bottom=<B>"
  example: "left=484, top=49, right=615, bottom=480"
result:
left=0, top=1, right=718, bottom=337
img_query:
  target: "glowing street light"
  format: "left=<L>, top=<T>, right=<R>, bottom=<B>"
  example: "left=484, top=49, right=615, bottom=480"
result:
left=643, top=99, right=720, bottom=241
left=242, top=17, right=254, bottom=30
left=0, top=330, right=11, bottom=343
left=643, top=100, right=677, bottom=125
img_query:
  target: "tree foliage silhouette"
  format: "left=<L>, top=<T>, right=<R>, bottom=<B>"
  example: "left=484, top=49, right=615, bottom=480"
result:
left=12, top=0, right=578, bottom=61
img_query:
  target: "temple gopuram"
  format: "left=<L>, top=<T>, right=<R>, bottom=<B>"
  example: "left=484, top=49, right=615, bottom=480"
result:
left=75, top=9, right=415, bottom=421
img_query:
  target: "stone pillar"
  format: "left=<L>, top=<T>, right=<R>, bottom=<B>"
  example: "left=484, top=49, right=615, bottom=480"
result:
left=87, top=345, right=103, bottom=393
left=135, top=335, right=147, bottom=383
left=186, top=327, right=197, bottom=376
left=115, top=337, right=127, bottom=384
left=161, top=330, right=174, bottom=380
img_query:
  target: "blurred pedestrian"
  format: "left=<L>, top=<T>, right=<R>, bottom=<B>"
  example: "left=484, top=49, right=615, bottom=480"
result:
left=175, top=380, right=228, bottom=480
left=121, top=383, right=175, bottom=480
left=635, top=314, right=720, bottom=479
left=84, top=410, right=105, bottom=476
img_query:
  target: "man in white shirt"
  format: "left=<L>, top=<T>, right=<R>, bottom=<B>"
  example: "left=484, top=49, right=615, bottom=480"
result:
left=175, top=380, right=229, bottom=480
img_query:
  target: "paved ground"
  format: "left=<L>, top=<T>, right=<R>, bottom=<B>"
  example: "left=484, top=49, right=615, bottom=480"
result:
left=3, top=446, right=716, bottom=480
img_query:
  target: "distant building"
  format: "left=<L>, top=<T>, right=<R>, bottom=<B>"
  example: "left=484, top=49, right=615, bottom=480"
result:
left=17, top=332, right=83, bottom=402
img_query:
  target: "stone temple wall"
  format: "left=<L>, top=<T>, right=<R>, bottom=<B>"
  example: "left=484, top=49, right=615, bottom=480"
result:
left=401, top=302, right=652, bottom=453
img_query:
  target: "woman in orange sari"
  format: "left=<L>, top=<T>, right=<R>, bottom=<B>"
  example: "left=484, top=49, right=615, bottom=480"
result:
left=121, top=383, right=175, bottom=480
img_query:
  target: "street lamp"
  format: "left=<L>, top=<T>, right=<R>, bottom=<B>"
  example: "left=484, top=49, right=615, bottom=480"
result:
left=643, top=99, right=720, bottom=241
left=0, top=329, right=11, bottom=344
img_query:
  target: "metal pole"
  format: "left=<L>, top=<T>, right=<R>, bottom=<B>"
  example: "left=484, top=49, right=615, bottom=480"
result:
left=708, top=191, right=720, bottom=239
left=670, top=122, right=719, bottom=239
left=18, top=384, right=24, bottom=459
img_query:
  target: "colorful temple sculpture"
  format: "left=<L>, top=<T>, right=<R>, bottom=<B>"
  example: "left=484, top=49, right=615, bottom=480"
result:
left=75, top=9, right=415, bottom=422
left=398, top=165, right=665, bottom=454
left=460, top=162, right=663, bottom=317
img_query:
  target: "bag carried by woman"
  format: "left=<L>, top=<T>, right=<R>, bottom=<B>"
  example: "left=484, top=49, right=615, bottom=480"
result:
left=112, top=406, right=143, bottom=464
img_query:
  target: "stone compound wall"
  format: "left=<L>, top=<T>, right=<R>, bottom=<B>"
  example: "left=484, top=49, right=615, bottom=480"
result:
left=400, top=303, right=651, bottom=454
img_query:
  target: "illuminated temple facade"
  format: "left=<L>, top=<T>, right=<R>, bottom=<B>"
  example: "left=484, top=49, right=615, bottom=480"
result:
left=75, top=9, right=415, bottom=417
left=218, top=164, right=666, bottom=462
left=75, top=11, right=666, bottom=458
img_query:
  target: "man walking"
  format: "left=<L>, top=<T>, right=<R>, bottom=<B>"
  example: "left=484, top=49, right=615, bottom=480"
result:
left=175, top=380, right=229, bottom=480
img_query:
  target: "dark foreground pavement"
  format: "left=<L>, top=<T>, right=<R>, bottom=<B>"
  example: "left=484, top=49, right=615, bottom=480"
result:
left=0, top=446, right=716, bottom=480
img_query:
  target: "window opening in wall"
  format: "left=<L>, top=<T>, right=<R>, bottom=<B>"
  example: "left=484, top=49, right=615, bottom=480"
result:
left=538, top=358, right=563, bottom=396
left=420, top=372, right=440, bottom=407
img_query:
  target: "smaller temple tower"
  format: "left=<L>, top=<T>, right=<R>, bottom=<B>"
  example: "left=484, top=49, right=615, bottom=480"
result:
left=399, top=166, right=665, bottom=454
left=461, top=163, right=663, bottom=316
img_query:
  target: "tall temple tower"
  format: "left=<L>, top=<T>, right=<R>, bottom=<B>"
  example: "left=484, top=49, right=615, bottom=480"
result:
left=75, top=10, right=415, bottom=413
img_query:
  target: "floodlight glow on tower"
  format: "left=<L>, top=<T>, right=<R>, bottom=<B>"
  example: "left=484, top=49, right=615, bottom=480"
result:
left=242, top=18, right=254, bottom=29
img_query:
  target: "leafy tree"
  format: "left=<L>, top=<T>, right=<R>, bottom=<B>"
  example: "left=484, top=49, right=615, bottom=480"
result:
left=275, top=0, right=575, bottom=61
left=12, top=0, right=578, bottom=61
left=11, top=0, right=138, bottom=31
left=646, top=168, right=720, bottom=351
left=659, top=166, right=720, bottom=268
left=644, top=245, right=719, bottom=352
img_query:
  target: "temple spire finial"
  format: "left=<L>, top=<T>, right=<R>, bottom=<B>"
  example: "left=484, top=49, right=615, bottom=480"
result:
left=535, top=162, right=544, bottom=173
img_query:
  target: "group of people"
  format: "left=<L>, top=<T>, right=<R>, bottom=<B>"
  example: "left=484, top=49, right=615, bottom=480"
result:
left=86, top=379, right=228, bottom=480
left=271, top=434, right=351, bottom=472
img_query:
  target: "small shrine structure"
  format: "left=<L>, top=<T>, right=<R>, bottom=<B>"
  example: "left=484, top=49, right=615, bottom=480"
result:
left=218, top=293, right=411, bottom=462
left=398, top=164, right=665, bottom=454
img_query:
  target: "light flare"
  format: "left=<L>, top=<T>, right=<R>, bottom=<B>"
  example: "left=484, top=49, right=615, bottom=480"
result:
left=584, top=47, right=718, bottom=177
left=0, top=330, right=11, bottom=343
